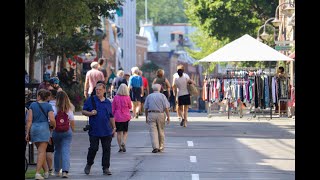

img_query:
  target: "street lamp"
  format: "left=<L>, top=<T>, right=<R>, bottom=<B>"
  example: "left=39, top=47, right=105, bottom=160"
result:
left=260, top=17, right=276, bottom=40
left=272, top=1, right=295, bottom=27
left=257, top=24, right=275, bottom=42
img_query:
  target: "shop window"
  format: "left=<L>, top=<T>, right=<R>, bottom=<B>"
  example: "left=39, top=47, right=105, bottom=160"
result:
left=170, top=34, right=175, bottom=41
left=155, top=32, right=159, bottom=42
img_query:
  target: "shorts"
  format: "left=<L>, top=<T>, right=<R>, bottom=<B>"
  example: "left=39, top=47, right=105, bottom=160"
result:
left=115, top=121, right=129, bottom=132
left=178, top=94, right=191, bottom=106
left=46, top=137, right=54, bottom=152
left=141, top=90, right=148, bottom=103
left=130, top=87, right=142, bottom=102
left=162, top=91, right=169, bottom=99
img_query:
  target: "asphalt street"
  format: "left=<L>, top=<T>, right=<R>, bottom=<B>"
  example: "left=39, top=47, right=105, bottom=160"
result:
left=26, top=112, right=295, bottom=180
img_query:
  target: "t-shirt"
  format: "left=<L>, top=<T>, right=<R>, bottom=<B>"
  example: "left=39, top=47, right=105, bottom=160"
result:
left=142, top=76, right=148, bottom=89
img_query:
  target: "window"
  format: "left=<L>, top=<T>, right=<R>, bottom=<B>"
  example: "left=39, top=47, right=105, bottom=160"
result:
left=155, top=32, right=159, bottom=42
left=170, top=34, right=175, bottom=41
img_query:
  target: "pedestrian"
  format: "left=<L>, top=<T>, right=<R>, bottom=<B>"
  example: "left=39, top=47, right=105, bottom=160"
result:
left=172, top=65, right=190, bottom=122
left=38, top=72, right=51, bottom=90
left=84, top=61, right=105, bottom=99
left=144, top=84, right=170, bottom=153
left=110, top=70, right=128, bottom=98
left=52, top=90, right=75, bottom=178
left=97, top=58, right=108, bottom=83
left=48, top=77, right=63, bottom=92
left=112, top=83, right=132, bottom=152
left=139, top=70, right=149, bottom=115
left=46, top=89, right=58, bottom=176
left=25, top=89, right=56, bottom=180
left=128, top=67, right=144, bottom=119
left=152, top=69, right=171, bottom=99
left=172, top=64, right=195, bottom=127
left=82, top=82, right=116, bottom=175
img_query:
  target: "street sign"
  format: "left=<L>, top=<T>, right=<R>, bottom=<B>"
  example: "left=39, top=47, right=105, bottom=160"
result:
left=275, top=45, right=292, bottom=51
left=274, top=40, right=295, bottom=44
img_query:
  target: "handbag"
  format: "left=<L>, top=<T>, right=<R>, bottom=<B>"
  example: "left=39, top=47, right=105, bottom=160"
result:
left=186, top=78, right=198, bottom=96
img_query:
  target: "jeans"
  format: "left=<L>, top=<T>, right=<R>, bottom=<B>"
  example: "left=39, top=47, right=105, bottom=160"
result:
left=87, top=135, right=112, bottom=169
left=52, top=128, right=72, bottom=172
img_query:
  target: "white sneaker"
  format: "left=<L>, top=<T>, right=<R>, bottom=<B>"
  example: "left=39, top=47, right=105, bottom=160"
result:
left=35, top=173, right=44, bottom=180
left=44, top=172, right=49, bottom=179
left=62, top=172, right=68, bottom=178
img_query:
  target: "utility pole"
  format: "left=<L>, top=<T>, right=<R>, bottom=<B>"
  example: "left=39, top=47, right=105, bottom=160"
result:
left=145, top=0, right=148, bottom=23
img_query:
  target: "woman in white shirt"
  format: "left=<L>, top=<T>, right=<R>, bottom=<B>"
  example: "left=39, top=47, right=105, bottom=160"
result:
left=172, top=64, right=195, bottom=127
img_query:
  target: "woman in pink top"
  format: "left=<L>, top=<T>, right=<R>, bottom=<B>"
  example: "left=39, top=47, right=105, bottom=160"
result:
left=112, top=83, right=132, bottom=152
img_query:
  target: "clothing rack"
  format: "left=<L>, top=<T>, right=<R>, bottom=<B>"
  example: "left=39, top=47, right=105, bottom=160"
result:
left=204, top=69, right=279, bottom=120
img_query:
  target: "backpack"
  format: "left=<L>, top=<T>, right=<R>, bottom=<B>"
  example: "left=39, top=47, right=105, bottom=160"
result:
left=55, top=110, right=70, bottom=132
left=156, top=78, right=166, bottom=93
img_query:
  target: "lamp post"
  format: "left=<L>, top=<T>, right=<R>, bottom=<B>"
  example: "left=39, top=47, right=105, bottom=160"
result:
left=257, top=24, right=275, bottom=42
left=272, top=1, right=295, bottom=27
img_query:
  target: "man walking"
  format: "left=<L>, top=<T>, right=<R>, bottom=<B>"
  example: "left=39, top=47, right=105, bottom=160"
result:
left=82, top=83, right=116, bottom=175
left=144, top=84, right=170, bottom=153
left=84, top=62, right=105, bottom=99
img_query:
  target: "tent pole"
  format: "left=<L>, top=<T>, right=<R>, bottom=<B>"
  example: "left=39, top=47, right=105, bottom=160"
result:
left=269, top=61, right=272, bottom=120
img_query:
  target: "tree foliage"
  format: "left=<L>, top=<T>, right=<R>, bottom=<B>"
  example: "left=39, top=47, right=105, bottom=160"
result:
left=185, top=30, right=228, bottom=74
left=184, top=0, right=277, bottom=41
left=136, top=0, right=188, bottom=32
left=25, top=0, right=122, bottom=80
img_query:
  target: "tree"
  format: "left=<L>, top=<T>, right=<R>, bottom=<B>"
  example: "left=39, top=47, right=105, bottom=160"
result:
left=136, top=0, right=188, bottom=32
left=25, top=0, right=122, bottom=81
left=184, top=0, right=277, bottom=41
left=185, top=30, right=228, bottom=75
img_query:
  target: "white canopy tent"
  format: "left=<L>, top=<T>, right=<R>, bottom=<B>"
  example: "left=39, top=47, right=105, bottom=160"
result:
left=199, top=34, right=294, bottom=62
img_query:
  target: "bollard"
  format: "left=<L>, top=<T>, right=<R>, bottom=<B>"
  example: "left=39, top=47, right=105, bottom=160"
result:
left=28, top=142, right=36, bottom=165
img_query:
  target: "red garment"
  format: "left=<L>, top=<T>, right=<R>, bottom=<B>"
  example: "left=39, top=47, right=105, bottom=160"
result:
left=142, top=76, right=148, bottom=89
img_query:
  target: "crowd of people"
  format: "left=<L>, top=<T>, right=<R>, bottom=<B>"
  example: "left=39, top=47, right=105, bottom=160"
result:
left=25, top=62, right=196, bottom=179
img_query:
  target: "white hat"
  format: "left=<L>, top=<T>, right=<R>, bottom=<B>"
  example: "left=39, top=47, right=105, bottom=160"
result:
left=90, top=61, right=98, bottom=68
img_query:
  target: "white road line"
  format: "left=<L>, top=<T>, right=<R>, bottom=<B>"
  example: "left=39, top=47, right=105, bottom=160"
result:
left=190, top=156, right=197, bottom=163
left=192, top=174, right=199, bottom=180
left=187, top=141, right=194, bottom=147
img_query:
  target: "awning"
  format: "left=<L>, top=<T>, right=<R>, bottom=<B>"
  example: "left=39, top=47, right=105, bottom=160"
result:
left=171, top=31, right=184, bottom=35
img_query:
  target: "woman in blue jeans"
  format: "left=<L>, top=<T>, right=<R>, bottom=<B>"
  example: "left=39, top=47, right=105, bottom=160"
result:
left=52, top=91, right=75, bottom=178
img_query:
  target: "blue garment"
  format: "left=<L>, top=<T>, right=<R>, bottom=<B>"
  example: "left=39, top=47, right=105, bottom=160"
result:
left=52, top=128, right=72, bottom=173
left=128, top=75, right=142, bottom=88
left=29, top=102, right=53, bottom=142
left=83, top=96, right=114, bottom=137
left=264, top=76, right=270, bottom=108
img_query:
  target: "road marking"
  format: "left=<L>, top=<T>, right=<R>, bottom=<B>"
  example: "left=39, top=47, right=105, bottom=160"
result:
left=192, top=174, right=199, bottom=180
left=190, top=156, right=197, bottom=163
left=187, top=141, right=194, bottom=147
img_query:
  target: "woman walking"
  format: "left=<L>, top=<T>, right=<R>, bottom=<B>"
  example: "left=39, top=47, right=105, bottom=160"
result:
left=25, top=89, right=56, bottom=179
left=112, top=83, right=132, bottom=152
left=52, top=91, right=75, bottom=178
left=152, top=69, right=171, bottom=99
left=172, top=64, right=195, bottom=127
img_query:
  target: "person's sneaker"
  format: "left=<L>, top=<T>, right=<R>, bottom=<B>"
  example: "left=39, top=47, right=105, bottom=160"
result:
left=62, top=172, right=68, bottom=178
left=44, top=172, right=49, bottom=179
left=121, top=143, right=126, bottom=152
left=180, top=119, right=184, bottom=126
left=49, top=169, right=55, bottom=176
left=118, top=148, right=123, bottom=152
left=103, top=168, right=112, bottom=175
left=152, top=148, right=159, bottom=153
left=35, top=173, right=44, bottom=180
left=159, top=148, right=164, bottom=152
left=84, top=164, right=91, bottom=175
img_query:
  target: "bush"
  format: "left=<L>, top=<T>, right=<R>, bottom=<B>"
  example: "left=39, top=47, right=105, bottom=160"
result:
left=61, top=82, right=84, bottom=112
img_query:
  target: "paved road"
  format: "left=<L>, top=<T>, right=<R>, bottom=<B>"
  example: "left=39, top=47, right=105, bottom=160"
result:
left=26, top=112, right=295, bottom=180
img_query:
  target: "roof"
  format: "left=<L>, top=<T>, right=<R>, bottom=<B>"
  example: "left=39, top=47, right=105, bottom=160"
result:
left=199, top=34, right=294, bottom=62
